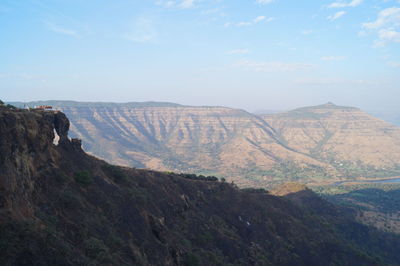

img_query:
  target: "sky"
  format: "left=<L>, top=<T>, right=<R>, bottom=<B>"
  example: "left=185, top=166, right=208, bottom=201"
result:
left=0, top=0, right=399, bottom=113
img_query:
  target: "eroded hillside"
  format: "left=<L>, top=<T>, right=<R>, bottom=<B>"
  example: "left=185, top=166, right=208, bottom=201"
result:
left=12, top=101, right=400, bottom=187
left=263, top=103, right=400, bottom=180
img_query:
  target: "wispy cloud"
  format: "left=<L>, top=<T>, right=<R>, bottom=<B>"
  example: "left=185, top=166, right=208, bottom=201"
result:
left=302, top=30, right=313, bottom=35
left=362, top=7, right=400, bottom=46
left=226, top=49, right=249, bottom=55
left=233, top=60, right=313, bottom=72
left=328, top=0, right=363, bottom=8
left=232, top=16, right=274, bottom=27
left=254, top=16, right=267, bottom=23
left=179, top=0, right=195, bottom=9
left=45, top=22, right=79, bottom=37
left=294, top=78, right=388, bottom=86
left=123, top=17, right=158, bottom=43
left=256, top=0, right=274, bottom=4
left=363, top=7, right=400, bottom=29
left=155, top=0, right=197, bottom=9
left=321, top=56, right=346, bottom=61
left=388, top=61, right=400, bottom=68
left=327, top=11, right=346, bottom=21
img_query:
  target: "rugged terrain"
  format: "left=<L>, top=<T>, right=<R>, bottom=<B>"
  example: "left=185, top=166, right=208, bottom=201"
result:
left=2, top=104, right=400, bottom=265
left=263, top=103, right=400, bottom=182
left=11, top=101, right=400, bottom=187
left=315, top=183, right=400, bottom=235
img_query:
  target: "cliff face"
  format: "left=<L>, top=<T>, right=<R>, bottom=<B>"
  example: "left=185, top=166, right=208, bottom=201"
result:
left=0, top=108, right=76, bottom=221
left=11, top=101, right=400, bottom=187
left=263, top=103, right=400, bottom=177
left=2, top=105, right=400, bottom=265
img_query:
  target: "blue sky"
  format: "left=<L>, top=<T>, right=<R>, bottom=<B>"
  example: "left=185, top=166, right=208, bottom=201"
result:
left=0, top=0, right=399, bottom=112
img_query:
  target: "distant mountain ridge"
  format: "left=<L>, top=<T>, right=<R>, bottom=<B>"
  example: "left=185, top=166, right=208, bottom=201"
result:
left=10, top=101, right=400, bottom=187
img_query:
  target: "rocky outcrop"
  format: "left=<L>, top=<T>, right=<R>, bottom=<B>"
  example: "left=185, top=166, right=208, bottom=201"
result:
left=0, top=107, right=78, bottom=221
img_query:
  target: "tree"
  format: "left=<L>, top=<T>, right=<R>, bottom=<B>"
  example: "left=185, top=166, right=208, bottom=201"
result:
left=0, top=100, right=4, bottom=106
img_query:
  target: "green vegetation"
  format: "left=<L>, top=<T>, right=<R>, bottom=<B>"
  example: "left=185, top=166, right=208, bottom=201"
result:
left=239, top=161, right=329, bottom=186
left=184, top=253, right=200, bottom=266
left=314, top=183, right=400, bottom=213
left=102, top=164, right=128, bottom=183
left=0, top=100, right=17, bottom=109
left=74, top=171, right=92, bottom=185
left=163, top=171, right=219, bottom=182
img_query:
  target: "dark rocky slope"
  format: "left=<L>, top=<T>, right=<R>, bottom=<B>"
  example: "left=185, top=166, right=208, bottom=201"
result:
left=1, top=105, right=400, bottom=265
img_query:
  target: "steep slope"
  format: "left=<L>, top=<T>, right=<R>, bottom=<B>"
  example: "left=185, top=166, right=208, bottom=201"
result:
left=11, top=101, right=400, bottom=187
left=263, top=103, right=400, bottom=180
left=3, top=104, right=400, bottom=265
left=14, top=101, right=329, bottom=187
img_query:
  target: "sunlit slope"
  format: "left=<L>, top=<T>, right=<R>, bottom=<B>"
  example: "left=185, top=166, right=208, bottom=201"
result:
left=262, top=103, right=400, bottom=178
left=14, top=101, right=400, bottom=186
left=60, top=104, right=327, bottom=185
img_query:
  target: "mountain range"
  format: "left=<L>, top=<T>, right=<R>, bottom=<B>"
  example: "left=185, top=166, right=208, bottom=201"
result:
left=11, top=101, right=400, bottom=188
left=2, top=102, right=400, bottom=265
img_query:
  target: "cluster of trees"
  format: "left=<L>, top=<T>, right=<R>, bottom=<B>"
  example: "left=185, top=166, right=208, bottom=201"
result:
left=164, top=172, right=221, bottom=182
left=178, top=173, right=220, bottom=182
left=0, top=100, right=17, bottom=109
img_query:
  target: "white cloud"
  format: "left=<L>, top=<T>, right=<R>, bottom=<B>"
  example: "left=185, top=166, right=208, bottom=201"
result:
left=327, top=11, right=347, bottom=21
left=123, top=18, right=157, bottom=43
left=237, top=21, right=252, bottom=27
left=302, top=30, right=313, bottom=35
left=233, top=60, right=313, bottom=72
left=45, top=22, right=79, bottom=37
left=179, top=0, right=195, bottom=9
left=362, top=7, right=400, bottom=30
left=256, top=0, right=274, bottom=4
left=328, top=0, right=363, bottom=8
left=374, top=29, right=400, bottom=46
left=293, top=78, right=344, bottom=85
left=236, top=16, right=274, bottom=27
left=254, top=16, right=267, bottom=23
left=155, top=0, right=197, bottom=9
left=362, top=7, right=400, bottom=46
left=321, top=56, right=346, bottom=61
left=226, top=49, right=249, bottom=55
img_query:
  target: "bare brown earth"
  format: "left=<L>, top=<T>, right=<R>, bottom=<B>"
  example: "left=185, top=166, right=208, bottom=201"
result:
left=14, top=101, right=400, bottom=187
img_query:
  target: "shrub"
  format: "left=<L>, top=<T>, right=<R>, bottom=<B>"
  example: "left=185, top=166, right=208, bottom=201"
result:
left=74, top=171, right=92, bottom=185
left=184, top=253, right=200, bottom=266
left=84, top=237, right=110, bottom=259
left=102, top=165, right=127, bottom=183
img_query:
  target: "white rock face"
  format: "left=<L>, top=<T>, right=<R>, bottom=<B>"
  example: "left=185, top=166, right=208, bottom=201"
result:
left=53, top=129, right=60, bottom=146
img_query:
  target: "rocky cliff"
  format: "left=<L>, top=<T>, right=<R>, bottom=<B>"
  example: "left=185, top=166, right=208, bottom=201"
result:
left=2, top=104, right=400, bottom=265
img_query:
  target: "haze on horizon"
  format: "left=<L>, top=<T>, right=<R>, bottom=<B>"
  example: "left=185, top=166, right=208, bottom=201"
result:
left=1, top=0, right=399, bottom=113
